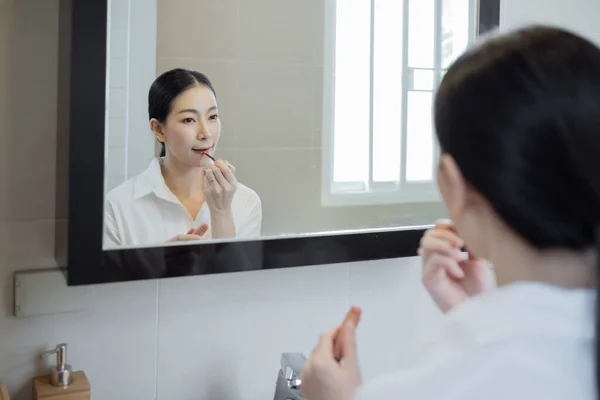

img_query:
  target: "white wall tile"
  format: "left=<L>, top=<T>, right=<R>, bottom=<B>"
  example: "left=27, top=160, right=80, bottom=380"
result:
left=109, top=28, right=128, bottom=59
left=107, top=117, right=127, bottom=148
left=125, top=0, right=157, bottom=179
left=500, top=0, right=600, bottom=44
left=105, top=146, right=126, bottom=178
left=156, top=0, right=238, bottom=60
left=156, top=265, right=349, bottom=400
left=349, top=257, right=442, bottom=381
left=237, top=0, right=323, bottom=64
left=110, top=0, right=130, bottom=30
left=233, top=64, right=317, bottom=149
left=109, top=56, right=128, bottom=88
left=108, top=87, right=127, bottom=119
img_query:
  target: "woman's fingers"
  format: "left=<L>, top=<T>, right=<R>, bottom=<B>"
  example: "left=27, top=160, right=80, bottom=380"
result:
left=168, top=234, right=203, bottom=242
left=213, top=160, right=238, bottom=186
left=168, top=225, right=209, bottom=243
left=419, top=222, right=467, bottom=280
left=334, top=306, right=362, bottom=362
left=434, top=219, right=455, bottom=231
left=204, top=168, right=221, bottom=194
left=422, top=228, right=464, bottom=248
left=421, top=236, right=464, bottom=258
left=224, top=160, right=236, bottom=174
left=337, top=316, right=359, bottom=367
left=423, top=253, right=465, bottom=280
left=180, top=234, right=202, bottom=240
left=419, top=235, right=464, bottom=260
left=312, top=327, right=336, bottom=358
left=205, top=168, right=216, bottom=186
left=209, top=164, right=228, bottom=187
left=204, top=160, right=238, bottom=209
left=192, top=223, right=209, bottom=236
left=424, top=266, right=469, bottom=312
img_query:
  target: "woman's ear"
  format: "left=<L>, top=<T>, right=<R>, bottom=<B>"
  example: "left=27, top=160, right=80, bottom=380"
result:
left=437, top=154, right=468, bottom=219
left=150, top=119, right=165, bottom=144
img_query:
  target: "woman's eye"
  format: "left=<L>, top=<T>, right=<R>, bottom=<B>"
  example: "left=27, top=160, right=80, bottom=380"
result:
left=208, top=114, right=219, bottom=120
left=182, top=117, right=195, bottom=123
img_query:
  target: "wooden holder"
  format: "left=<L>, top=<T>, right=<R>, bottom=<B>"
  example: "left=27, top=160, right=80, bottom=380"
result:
left=33, top=371, right=90, bottom=400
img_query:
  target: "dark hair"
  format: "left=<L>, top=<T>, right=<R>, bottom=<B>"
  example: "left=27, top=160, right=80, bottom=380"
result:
left=434, top=25, right=600, bottom=395
left=148, top=68, right=217, bottom=157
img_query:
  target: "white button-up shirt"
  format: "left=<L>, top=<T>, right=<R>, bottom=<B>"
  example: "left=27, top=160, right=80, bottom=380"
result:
left=355, top=282, right=595, bottom=400
left=104, top=158, right=262, bottom=248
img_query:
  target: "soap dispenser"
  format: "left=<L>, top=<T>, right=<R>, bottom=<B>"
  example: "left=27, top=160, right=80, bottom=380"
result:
left=33, top=343, right=91, bottom=400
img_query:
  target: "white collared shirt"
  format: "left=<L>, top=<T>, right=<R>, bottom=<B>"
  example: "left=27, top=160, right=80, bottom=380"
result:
left=104, top=158, right=262, bottom=248
left=355, top=282, right=595, bottom=400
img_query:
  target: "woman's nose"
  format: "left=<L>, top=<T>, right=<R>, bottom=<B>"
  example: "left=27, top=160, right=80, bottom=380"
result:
left=197, top=120, right=212, bottom=139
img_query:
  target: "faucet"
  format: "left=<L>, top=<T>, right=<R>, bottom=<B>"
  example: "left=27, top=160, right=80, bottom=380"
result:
left=273, top=352, right=307, bottom=400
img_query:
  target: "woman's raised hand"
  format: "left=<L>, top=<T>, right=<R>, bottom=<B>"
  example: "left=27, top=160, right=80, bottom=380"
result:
left=419, top=219, right=496, bottom=313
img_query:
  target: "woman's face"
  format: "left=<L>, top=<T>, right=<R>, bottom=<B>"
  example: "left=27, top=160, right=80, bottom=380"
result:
left=152, top=85, right=221, bottom=168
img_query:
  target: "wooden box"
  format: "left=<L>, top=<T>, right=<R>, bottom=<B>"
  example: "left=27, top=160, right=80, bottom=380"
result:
left=33, top=371, right=90, bottom=400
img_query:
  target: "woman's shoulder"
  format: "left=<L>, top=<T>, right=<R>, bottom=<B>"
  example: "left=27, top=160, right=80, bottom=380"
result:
left=105, top=175, right=142, bottom=206
left=234, top=182, right=261, bottom=206
left=355, top=335, right=593, bottom=400
left=107, top=159, right=161, bottom=206
left=107, top=158, right=163, bottom=205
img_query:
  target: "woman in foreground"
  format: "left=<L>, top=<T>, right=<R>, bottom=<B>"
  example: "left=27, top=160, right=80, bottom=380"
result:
left=302, top=25, right=599, bottom=400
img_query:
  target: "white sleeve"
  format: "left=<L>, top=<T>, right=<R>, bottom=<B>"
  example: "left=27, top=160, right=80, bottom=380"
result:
left=104, top=199, right=122, bottom=247
left=352, top=341, right=570, bottom=400
left=237, top=192, right=262, bottom=238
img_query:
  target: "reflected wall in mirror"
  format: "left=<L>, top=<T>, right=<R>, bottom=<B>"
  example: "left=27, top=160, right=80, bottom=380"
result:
left=103, top=0, right=482, bottom=250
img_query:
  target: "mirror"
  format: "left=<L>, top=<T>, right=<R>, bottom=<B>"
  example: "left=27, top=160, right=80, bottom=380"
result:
left=101, top=0, right=481, bottom=250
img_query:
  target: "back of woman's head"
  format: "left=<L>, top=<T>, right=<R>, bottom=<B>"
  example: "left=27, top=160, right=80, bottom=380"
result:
left=434, top=25, right=600, bottom=396
left=435, top=25, right=600, bottom=250
left=148, top=68, right=216, bottom=157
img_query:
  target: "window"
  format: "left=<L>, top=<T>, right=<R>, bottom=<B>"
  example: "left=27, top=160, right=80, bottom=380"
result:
left=322, top=0, right=479, bottom=206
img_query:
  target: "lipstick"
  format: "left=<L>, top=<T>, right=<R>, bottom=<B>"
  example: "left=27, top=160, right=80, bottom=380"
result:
left=204, top=152, right=215, bottom=162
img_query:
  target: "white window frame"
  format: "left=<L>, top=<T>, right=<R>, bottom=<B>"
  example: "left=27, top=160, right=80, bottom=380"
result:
left=321, top=0, right=480, bottom=207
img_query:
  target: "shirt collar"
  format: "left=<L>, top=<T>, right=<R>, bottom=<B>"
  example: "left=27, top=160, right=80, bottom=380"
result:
left=132, top=157, right=179, bottom=203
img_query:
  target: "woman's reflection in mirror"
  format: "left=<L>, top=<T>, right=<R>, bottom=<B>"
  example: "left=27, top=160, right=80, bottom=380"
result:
left=104, top=68, right=262, bottom=247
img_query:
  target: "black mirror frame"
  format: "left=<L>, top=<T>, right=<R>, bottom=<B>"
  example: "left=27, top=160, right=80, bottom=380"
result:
left=62, top=0, right=500, bottom=285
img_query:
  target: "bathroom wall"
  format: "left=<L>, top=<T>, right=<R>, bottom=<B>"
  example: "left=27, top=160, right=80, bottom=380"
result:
left=154, top=0, right=446, bottom=237
left=104, top=0, right=157, bottom=192
left=1, top=0, right=599, bottom=400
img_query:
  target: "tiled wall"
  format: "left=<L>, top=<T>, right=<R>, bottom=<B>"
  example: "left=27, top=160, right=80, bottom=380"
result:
left=105, top=0, right=157, bottom=193
left=1, top=0, right=599, bottom=399
left=155, top=0, right=447, bottom=236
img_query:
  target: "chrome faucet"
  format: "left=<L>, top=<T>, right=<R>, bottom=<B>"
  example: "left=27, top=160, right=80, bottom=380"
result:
left=273, top=352, right=307, bottom=400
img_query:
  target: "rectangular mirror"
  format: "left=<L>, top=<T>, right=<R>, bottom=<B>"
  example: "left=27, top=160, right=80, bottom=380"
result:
left=65, top=0, right=499, bottom=285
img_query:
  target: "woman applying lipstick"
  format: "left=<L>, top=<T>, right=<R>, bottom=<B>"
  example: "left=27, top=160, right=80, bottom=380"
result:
left=104, top=68, right=262, bottom=247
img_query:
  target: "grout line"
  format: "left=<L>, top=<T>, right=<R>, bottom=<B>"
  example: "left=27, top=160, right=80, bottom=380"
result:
left=154, top=278, right=160, bottom=399
left=157, top=56, right=324, bottom=68
left=4, top=218, right=67, bottom=223
left=346, top=263, right=351, bottom=310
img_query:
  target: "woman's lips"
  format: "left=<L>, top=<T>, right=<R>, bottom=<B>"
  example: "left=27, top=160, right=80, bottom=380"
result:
left=192, top=148, right=215, bottom=162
